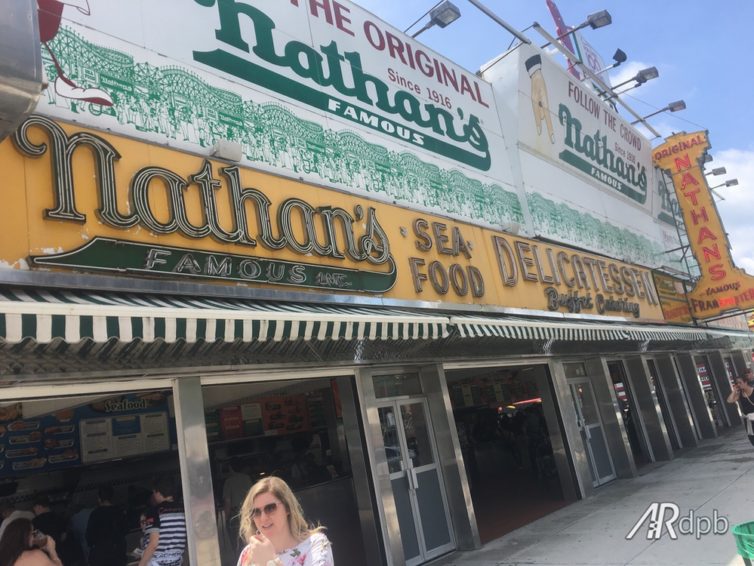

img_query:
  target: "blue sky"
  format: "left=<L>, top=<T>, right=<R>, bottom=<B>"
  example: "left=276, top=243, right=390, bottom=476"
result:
left=356, top=0, right=754, bottom=272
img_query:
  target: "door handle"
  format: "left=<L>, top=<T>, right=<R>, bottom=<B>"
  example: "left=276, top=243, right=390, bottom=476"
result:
left=407, top=466, right=419, bottom=491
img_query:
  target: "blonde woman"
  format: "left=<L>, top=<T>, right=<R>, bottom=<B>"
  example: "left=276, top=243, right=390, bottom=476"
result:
left=237, top=477, right=333, bottom=566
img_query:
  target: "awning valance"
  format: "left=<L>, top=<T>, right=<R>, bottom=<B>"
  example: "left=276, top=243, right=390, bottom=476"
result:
left=450, top=316, right=711, bottom=342
left=0, top=288, right=746, bottom=350
left=0, top=288, right=450, bottom=344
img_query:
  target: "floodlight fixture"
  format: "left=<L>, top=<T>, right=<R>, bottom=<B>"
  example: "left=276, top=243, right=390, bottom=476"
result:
left=211, top=139, right=242, bottom=162
left=710, top=179, right=739, bottom=190
left=430, top=1, right=461, bottom=27
left=555, top=9, right=612, bottom=41
left=540, top=9, right=612, bottom=49
left=609, top=66, right=659, bottom=91
left=411, top=1, right=461, bottom=38
left=590, top=48, right=628, bottom=77
left=636, top=66, right=659, bottom=84
left=710, top=178, right=739, bottom=201
left=705, top=167, right=727, bottom=177
left=629, top=100, right=686, bottom=125
left=586, top=10, right=613, bottom=30
left=603, top=66, right=659, bottom=100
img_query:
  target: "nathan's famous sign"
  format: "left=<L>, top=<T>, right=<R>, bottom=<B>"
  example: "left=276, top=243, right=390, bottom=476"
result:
left=479, top=43, right=677, bottom=275
left=0, top=117, right=664, bottom=321
left=13, top=116, right=395, bottom=294
left=192, top=0, right=491, bottom=169
left=510, top=45, right=651, bottom=205
left=654, top=131, right=754, bottom=320
left=34, top=0, right=518, bottom=231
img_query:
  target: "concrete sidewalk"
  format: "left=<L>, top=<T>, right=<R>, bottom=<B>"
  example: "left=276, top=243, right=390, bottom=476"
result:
left=433, top=428, right=754, bottom=565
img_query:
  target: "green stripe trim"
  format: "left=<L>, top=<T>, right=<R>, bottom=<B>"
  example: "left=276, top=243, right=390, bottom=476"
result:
left=176, top=318, right=187, bottom=340
left=132, top=318, right=144, bottom=339
left=155, top=318, right=166, bottom=339
left=21, top=314, right=37, bottom=340
left=80, top=316, right=93, bottom=339
left=106, top=317, right=119, bottom=339
left=51, top=315, right=66, bottom=338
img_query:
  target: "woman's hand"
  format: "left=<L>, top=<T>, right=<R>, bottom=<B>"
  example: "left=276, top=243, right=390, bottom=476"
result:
left=247, top=534, right=277, bottom=565
left=43, top=535, right=62, bottom=564
left=43, top=535, right=56, bottom=554
left=728, top=385, right=741, bottom=404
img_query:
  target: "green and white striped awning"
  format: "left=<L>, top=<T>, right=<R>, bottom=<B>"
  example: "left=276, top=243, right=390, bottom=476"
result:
left=0, top=288, right=743, bottom=349
left=0, top=288, right=450, bottom=344
left=450, top=316, right=710, bottom=342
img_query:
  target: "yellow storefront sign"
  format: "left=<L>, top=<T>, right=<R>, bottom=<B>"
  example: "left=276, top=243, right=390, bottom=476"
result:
left=0, top=116, right=665, bottom=321
left=651, top=272, right=692, bottom=323
left=654, top=131, right=754, bottom=320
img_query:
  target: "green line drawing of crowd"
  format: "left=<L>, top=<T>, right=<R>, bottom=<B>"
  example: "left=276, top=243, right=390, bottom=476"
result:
left=526, top=192, right=683, bottom=270
left=41, top=26, right=524, bottom=228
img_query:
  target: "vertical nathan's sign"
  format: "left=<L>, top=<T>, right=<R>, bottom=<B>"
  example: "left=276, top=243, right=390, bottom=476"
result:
left=654, top=131, right=754, bottom=319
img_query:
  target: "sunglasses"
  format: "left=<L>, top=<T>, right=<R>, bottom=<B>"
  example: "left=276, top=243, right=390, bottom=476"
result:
left=250, top=502, right=279, bottom=519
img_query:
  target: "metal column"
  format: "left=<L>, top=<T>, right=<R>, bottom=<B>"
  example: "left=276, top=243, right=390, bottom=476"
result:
left=624, top=357, right=673, bottom=461
left=173, top=376, right=222, bottom=566
left=731, top=350, right=752, bottom=375
left=354, top=367, right=404, bottom=566
left=675, top=353, right=717, bottom=439
left=337, top=377, right=386, bottom=566
left=549, top=360, right=593, bottom=499
left=421, top=365, right=480, bottom=550
left=535, top=365, right=579, bottom=502
left=654, top=356, right=698, bottom=448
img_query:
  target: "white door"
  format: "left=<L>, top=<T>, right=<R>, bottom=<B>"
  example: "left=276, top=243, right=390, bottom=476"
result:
left=569, top=380, right=616, bottom=486
left=377, top=399, right=454, bottom=565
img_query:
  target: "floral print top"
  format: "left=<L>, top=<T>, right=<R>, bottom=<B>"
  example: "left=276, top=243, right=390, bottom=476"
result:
left=237, top=532, right=334, bottom=566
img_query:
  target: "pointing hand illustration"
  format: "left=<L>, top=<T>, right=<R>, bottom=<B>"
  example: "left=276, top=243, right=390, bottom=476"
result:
left=525, top=55, right=555, bottom=144
left=38, top=0, right=113, bottom=106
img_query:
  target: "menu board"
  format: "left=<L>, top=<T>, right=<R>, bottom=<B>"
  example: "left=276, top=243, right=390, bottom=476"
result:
left=450, top=375, right=539, bottom=409
left=218, top=406, right=243, bottom=441
left=240, top=403, right=263, bottom=436
left=0, top=393, right=175, bottom=476
left=0, top=405, right=79, bottom=476
left=80, top=412, right=169, bottom=464
left=208, top=395, right=311, bottom=442
left=262, top=396, right=308, bottom=435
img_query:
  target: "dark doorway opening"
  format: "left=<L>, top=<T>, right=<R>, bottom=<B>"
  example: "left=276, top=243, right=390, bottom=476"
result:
left=608, top=361, right=650, bottom=467
left=647, top=359, right=681, bottom=451
left=446, top=365, right=570, bottom=543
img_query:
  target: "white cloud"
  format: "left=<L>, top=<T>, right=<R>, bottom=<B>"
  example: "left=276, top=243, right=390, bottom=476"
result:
left=706, top=148, right=754, bottom=274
